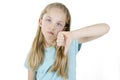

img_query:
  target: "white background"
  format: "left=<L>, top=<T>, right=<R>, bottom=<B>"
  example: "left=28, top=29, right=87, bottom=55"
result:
left=0, top=0, right=120, bottom=80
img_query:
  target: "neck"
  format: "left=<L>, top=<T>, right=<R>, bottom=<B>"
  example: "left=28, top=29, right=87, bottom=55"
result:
left=45, top=39, right=56, bottom=48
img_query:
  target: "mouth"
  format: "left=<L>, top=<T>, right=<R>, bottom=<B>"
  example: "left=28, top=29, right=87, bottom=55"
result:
left=48, top=31, right=54, bottom=35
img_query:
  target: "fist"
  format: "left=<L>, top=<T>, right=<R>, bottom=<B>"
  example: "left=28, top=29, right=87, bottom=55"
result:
left=56, top=31, right=72, bottom=56
left=56, top=32, right=65, bottom=46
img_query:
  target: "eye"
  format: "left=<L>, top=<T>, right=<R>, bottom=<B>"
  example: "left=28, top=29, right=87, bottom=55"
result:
left=56, top=23, right=63, bottom=27
left=46, top=19, right=51, bottom=22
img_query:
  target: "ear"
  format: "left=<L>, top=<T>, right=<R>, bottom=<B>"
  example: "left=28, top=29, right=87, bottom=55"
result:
left=39, top=18, right=42, bottom=27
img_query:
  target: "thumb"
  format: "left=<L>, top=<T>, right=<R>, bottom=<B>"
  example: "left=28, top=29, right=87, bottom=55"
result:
left=62, top=32, right=71, bottom=56
left=58, top=31, right=70, bottom=56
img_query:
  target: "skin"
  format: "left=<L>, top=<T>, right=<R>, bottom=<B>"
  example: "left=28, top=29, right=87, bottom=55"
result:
left=28, top=7, right=110, bottom=80
left=58, top=23, right=110, bottom=55
left=39, top=8, right=66, bottom=48
left=28, top=8, right=67, bottom=80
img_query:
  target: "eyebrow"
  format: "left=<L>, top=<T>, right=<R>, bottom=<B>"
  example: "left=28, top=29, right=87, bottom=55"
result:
left=45, top=16, right=65, bottom=23
left=45, top=16, right=51, bottom=18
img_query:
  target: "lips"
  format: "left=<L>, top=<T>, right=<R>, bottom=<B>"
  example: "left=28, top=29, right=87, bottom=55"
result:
left=48, top=31, right=54, bottom=35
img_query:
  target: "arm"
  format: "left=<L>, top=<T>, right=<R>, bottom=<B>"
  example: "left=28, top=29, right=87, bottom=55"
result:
left=28, top=70, right=36, bottom=80
left=70, top=23, right=110, bottom=43
left=57, top=23, right=110, bottom=55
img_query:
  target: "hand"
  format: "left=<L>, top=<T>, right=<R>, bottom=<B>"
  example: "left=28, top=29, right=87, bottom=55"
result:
left=56, top=31, right=72, bottom=56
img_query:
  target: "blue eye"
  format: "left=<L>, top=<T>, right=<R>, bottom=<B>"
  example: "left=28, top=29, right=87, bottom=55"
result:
left=46, top=19, right=51, bottom=22
left=57, top=23, right=62, bottom=27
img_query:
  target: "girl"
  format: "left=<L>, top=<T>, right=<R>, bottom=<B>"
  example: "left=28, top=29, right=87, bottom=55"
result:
left=24, top=2, right=110, bottom=80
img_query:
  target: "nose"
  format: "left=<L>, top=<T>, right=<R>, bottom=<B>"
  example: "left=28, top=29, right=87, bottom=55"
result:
left=49, top=23, right=55, bottom=30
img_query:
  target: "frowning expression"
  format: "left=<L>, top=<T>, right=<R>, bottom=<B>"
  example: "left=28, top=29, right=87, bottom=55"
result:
left=40, top=8, right=66, bottom=41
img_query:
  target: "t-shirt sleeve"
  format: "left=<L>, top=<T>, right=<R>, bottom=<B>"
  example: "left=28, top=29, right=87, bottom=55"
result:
left=24, top=57, right=28, bottom=69
left=78, top=43, right=82, bottom=51
left=24, top=55, right=32, bottom=70
left=68, top=39, right=82, bottom=55
left=68, top=39, right=82, bottom=79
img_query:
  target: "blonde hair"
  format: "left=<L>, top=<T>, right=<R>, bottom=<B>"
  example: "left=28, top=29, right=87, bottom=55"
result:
left=28, top=2, right=71, bottom=79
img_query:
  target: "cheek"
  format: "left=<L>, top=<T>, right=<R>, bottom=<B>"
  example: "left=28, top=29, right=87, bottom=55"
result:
left=41, top=23, right=48, bottom=33
left=41, top=23, right=47, bottom=28
left=41, top=24, right=49, bottom=33
left=41, top=20, right=48, bottom=28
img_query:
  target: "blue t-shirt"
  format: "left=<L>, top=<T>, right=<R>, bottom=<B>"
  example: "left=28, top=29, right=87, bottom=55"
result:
left=24, top=39, right=82, bottom=80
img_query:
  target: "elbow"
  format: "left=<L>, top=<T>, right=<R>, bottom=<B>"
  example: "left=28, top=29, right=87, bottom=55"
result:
left=103, top=23, right=110, bottom=34
left=100, top=23, right=110, bottom=35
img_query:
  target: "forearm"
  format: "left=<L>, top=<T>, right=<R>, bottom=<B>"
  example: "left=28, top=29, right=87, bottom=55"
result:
left=28, top=70, right=36, bottom=80
left=70, top=23, right=110, bottom=42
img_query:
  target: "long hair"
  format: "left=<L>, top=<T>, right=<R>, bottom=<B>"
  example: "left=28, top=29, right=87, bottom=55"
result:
left=28, top=2, right=71, bottom=79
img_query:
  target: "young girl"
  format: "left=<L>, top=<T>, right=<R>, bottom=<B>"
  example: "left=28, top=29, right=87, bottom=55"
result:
left=24, top=2, right=110, bottom=80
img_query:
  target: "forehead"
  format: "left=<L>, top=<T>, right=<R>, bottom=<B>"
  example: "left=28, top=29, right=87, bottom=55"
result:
left=43, top=8, right=66, bottom=22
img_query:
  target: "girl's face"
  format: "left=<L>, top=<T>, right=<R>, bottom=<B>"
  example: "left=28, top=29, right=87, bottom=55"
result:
left=40, top=8, right=66, bottom=42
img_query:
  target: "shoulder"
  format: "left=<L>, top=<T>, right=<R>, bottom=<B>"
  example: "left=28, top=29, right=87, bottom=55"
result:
left=68, top=39, right=82, bottom=55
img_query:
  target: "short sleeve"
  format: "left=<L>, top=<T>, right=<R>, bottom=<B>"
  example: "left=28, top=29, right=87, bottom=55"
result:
left=24, top=57, right=28, bottom=69
left=68, top=39, right=82, bottom=55
left=78, top=43, right=82, bottom=51
left=68, top=39, right=82, bottom=80
left=24, top=55, right=32, bottom=70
